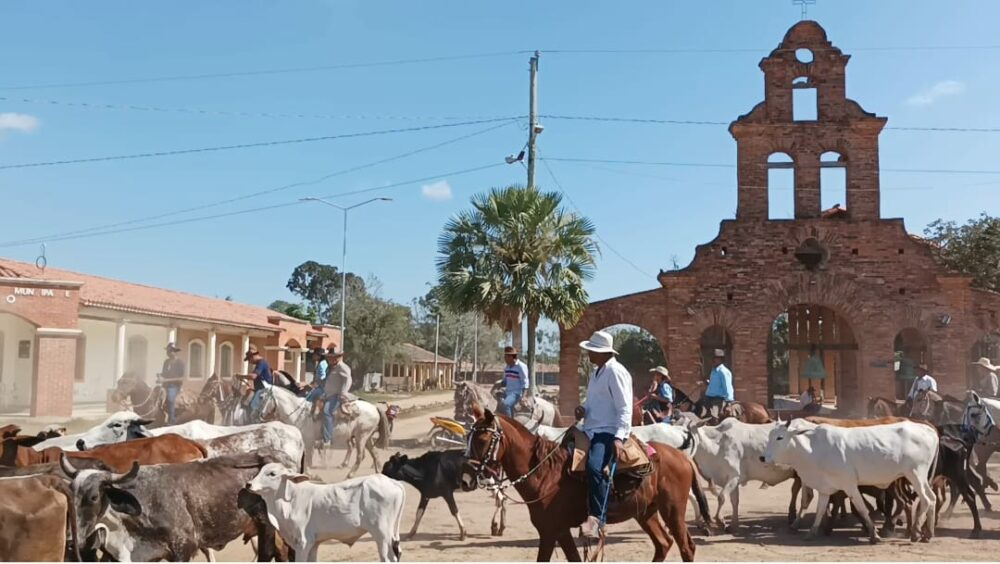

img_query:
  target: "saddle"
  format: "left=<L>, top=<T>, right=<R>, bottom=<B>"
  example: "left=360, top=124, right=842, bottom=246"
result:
left=564, top=428, right=655, bottom=500
left=338, top=397, right=361, bottom=420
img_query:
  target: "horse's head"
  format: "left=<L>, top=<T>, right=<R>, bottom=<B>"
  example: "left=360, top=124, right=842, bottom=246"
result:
left=462, top=402, right=507, bottom=489
left=111, top=375, right=142, bottom=404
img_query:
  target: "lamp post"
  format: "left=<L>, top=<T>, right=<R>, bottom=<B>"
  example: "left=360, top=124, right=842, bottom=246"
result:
left=300, top=197, right=392, bottom=346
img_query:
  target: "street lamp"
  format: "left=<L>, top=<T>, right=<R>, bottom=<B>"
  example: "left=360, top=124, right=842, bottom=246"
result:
left=299, top=196, right=392, bottom=346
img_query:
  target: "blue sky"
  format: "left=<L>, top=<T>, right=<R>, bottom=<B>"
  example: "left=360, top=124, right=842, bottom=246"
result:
left=0, top=1, right=997, bottom=312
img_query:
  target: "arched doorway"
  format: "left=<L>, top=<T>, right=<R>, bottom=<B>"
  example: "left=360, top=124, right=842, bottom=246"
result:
left=578, top=324, right=666, bottom=398
left=767, top=304, right=857, bottom=409
left=894, top=328, right=928, bottom=400
left=699, top=325, right=733, bottom=380
left=0, top=313, right=37, bottom=412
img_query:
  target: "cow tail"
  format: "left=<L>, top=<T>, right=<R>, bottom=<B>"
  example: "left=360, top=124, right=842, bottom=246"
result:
left=375, top=406, right=391, bottom=450
left=56, top=480, right=82, bottom=562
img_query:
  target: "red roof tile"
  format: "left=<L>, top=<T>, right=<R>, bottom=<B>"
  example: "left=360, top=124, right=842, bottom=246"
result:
left=0, top=257, right=293, bottom=331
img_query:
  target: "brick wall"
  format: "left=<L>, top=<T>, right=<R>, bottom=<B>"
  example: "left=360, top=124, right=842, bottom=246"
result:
left=33, top=335, right=77, bottom=416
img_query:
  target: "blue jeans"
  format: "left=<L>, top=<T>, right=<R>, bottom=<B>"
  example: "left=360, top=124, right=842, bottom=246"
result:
left=165, top=386, right=180, bottom=424
left=587, top=433, right=617, bottom=521
left=305, top=387, right=324, bottom=402
left=499, top=390, right=521, bottom=417
left=323, top=396, right=341, bottom=444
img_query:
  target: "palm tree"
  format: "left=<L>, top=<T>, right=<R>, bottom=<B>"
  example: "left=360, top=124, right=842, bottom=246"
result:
left=436, top=184, right=598, bottom=395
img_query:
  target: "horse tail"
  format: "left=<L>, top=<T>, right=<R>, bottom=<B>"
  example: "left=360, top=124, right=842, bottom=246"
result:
left=375, top=404, right=391, bottom=450
left=689, top=460, right=712, bottom=531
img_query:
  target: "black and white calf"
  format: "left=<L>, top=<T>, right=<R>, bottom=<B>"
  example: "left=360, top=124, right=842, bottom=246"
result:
left=381, top=449, right=474, bottom=540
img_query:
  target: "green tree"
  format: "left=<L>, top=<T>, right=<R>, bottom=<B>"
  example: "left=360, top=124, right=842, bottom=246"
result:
left=925, top=213, right=1000, bottom=293
left=286, top=261, right=366, bottom=324
left=611, top=327, right=666, bottom=375
left=436, top=185, right=598, bottom=394
left=343, top=277, right=412, bottom=382
left=268, top=299, right=316, bottom=323
left=410, top=284, right=505, bottom=377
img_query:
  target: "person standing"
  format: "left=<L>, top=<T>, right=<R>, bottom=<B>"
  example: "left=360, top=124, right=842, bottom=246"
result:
left=322, top=345, right=352, bottom=445
left=702, top=349, right=734, bottom=412
left=574, top=330, right=632, bottom=539
left=159, top=343, right=186, bottom=424
left=906, top=362, right=938, bottom=400
left=498, top=346, right=528, bottom=417
left=971, top=357, right=999, bottom=398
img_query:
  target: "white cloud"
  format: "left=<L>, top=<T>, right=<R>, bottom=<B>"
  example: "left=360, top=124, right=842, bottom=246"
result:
left=0, top=113, right=39, bottom=133
left=421, top=180, right=452, bottom=201
left=906, top=80, right=965, bottom=107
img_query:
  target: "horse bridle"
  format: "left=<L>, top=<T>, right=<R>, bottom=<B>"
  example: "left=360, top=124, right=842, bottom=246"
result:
left=466, top=419, right=505, bottom=483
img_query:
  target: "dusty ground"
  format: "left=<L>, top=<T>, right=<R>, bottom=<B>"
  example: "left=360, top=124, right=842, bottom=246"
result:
left=207, top=405, right=1000, bottom=562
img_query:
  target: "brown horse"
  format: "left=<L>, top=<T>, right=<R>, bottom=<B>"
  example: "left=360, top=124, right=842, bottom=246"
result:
left=463, top=405, right=709, bottom=562
left=909, top=390, right=966, bottom=425
left=866, top=396, right=903, bottom=418
left=724, top=401, right=772, bottom=424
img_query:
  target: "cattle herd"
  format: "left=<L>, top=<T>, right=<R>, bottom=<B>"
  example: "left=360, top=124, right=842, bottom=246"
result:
left=0, top=390, right=998, bottom=562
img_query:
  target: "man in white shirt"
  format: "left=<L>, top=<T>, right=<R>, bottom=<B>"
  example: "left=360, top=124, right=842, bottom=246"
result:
left=972, top=357, right=999, bottom=398
left=574, top=330, right=632, bottom=539
left=906, top=362, right=938, bottom=400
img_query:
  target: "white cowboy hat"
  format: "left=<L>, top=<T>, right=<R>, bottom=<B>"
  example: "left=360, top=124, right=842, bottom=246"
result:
left=971, top=357, right=998, bottom=371
left=713, top=348, right=726, bottom=358
left=579, top=330, right=617, bottom=354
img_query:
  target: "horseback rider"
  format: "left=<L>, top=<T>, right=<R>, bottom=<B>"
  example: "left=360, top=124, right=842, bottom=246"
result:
left=498, top=346, right=528, bottom=417
left=306, top=347, right=328, bottom=416
left=237, top=347, right=273, bottom=421
left=971, top=357, right=999, bottom=398
left=644, top=366, right=674, bottom=423
left=159, top=343, right=186, bottom=424
left=322, top=345, right=352, bottom=446
left=906, top=361, right=937, bottom=400
left=573, top=330, right=632, bottom=539
left=701, top=348, right=734, bottom=414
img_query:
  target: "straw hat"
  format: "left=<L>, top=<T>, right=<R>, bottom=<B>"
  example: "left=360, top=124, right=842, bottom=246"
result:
left=579, top=331, right=617, bottom=354
left=971, top=357, right=998, bottom=371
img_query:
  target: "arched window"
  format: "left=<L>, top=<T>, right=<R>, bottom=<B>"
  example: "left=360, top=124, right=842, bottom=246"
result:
left=767, top=152, right=795, bottom=220
left=188, top=340, right=205, bottom=379
left=793, top=76, right=817, bottom=121
left=820, top=151, right=846, bottom=213
left=126, top=335, right=148, bottom=380
left=219, top=343, right=234, bottom=379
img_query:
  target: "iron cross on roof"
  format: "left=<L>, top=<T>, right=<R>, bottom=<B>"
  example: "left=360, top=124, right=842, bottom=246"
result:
left=792, top=0, right=817, bottom=20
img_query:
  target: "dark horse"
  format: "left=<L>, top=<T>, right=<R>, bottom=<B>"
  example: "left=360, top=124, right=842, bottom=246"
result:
left=112, top=374, right=220, bottom=427
left=463, top=404, right=710, bottom=562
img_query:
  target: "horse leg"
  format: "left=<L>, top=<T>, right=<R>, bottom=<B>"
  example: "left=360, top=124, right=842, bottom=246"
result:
left=556, top=529, right=581, bottom=562
left=636, top=514, right=671, bottom=562
left=656, top=490, right=694, bottom=562
left=366, top=432, right=381, bottom=473
left=490, top=489, right=506, bottom=536
left=347, top=432, right=367, bottom=479
left=788, top=477, right=801, bottom=527
left=536, top=532, right=558, bottom=562
left=339, top=431, right=353, bottom=469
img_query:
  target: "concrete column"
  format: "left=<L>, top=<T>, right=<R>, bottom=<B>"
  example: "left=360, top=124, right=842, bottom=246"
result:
left=168, top=327, right=177, bottom=346
left=115, top=321, right=127, bottom=379
left=293, top=351, right=302, bottom=381
left=241, top=334, right=250, bottom=373
left=207, top=330, right=217, bottom=378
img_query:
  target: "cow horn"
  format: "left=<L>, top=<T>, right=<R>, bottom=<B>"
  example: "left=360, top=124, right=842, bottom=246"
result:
left=76, top=439, right=87, bottom=451
left=60, top=453, right=80, bottom=479
left=112, top=461, right=140, bottom=484
left=136, top=419, right=154, bottom=426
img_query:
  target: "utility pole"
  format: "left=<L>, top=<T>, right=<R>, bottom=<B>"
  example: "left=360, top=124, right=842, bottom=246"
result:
left=527, top=50, right=540, bottom=190
left=473, top=314, right=479, bottom=382
left=433, top=313, right=440, bottom=389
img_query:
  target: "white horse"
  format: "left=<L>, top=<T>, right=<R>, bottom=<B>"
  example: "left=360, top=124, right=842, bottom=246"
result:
left=453, top=380, right=556, bottom=428
left=260, top=384, right=389, bottom=477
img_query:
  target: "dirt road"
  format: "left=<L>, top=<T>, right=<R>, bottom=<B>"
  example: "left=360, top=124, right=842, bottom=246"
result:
left=213, top=406, right=1000, bottom=561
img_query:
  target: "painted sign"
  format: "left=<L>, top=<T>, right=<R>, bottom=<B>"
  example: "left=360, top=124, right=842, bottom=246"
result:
left=5, top=287, right=72, bottom=304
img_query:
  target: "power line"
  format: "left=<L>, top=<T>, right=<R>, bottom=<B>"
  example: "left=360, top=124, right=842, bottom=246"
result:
left=541, top=114, right=1000, bottom=133
left=0, top=162, right=506, bottom=248
left=539, top=156, right=654, bottom=279
left=0, top=51, right=531, bottom=91
left=544, top=157, right=1000, bottom=175
left=0, top=117, right=519, bottom=170
left=2, top=121, right=517, bottom=248
left=0, top=95, right=520, bottom=122
left=544, top=45, right=1000, bottom=54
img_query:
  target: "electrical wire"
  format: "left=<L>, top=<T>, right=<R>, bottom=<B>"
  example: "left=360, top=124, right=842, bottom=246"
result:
left=0, top=117, right=519, bottom=170
left=2, top=120, right=517, bottom=248
left=539, top=155, right=654, bottom=279
left=0, top=162, right=506, bottom=248
left=0, top=51, right=532, bottom=91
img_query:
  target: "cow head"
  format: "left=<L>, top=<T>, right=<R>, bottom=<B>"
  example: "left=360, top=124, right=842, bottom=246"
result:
left=60, top=455, right=142, bottom=546
left=761, top=419, right=810, bottom=465
left=82, top=411, right=152, bottom=448
left=248, top=462, right=309, bottom=504
left=964, top=391, right=995, bottom=438
left=380, top=452, right=408, bottom=479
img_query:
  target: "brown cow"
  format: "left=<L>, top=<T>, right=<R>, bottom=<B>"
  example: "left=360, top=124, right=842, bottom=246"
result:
left=0, top=474, right=81, bottom=562
left=1, top=433, right=206, bottom=472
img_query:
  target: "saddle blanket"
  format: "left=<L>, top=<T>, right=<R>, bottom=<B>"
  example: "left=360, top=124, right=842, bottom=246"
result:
left=567, top=427, right=654, bottom=474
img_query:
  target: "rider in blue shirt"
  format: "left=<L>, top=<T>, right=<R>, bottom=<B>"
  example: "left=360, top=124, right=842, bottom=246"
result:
left=645, top=366, right=674, bottom=423
left=703, top=348, right=734, bottom=413
left=239, top=348, right=273, bottom=420
left=306, top=347, right=328, bottom=415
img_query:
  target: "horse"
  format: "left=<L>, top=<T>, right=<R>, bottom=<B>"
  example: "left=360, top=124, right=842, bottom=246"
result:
left=259, top=384, right=389, bottom=476
left=670, top=385, right=770, bottom=425
left=454, top=381, right=496, bottom=422
left=866, top=396, right=903, bottom=418
left=462, top=404, right=710, bottom=562
left=111, top=374, right=215, bottom=427
left=909, top=390, right=966, bottom=425
left=454, top=380, right=555, bottom=431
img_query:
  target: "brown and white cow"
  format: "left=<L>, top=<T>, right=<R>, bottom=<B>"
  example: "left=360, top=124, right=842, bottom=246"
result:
left=2, top=433, right=206, bottom=472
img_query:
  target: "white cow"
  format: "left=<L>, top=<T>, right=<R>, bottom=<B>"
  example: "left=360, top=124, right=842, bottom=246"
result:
left=247, top=462, right=405, bottom=562
left=682, top=417, right=813, bottom=531
left=151, top=421, right=304, bottom=471
left=763, top=418, right=939, bottom=543
left=33, top=411, right=150, bottom=451
left=536, top=422, right=695, bottom=454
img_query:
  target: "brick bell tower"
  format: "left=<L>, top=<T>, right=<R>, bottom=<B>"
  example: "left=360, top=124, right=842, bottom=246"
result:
left=729, top=20, right=887, bottom=221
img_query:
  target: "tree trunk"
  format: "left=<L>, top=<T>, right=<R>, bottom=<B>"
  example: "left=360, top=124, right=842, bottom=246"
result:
left=526, top=313, right=539, bottom=397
